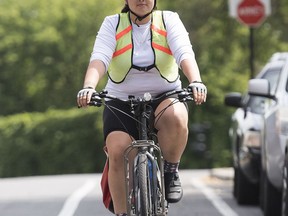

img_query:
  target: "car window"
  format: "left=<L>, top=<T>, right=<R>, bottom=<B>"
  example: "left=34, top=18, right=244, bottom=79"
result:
left=247, top=67, right=282, bottom=114
left=261, top=67, right=282, bottom=94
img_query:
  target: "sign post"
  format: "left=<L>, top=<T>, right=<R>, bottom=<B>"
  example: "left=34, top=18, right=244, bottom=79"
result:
left=228, top=0, right=271, bottom=78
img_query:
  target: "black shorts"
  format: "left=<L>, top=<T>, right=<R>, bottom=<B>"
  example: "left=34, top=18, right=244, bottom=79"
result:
left=103, top=99, right=161, bottom=141
left=102, top=92, right=189, bottom=141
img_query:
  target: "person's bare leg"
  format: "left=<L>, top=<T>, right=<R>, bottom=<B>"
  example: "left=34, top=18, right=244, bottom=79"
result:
left=106, top=131, right=132, bottom=214
left=155, top=99, right=188, bottom=162
left=155, top=98, right=189, bottom=203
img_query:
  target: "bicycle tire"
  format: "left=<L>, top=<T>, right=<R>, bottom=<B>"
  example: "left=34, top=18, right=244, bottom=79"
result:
left=136, top=153, right=150, bottom=216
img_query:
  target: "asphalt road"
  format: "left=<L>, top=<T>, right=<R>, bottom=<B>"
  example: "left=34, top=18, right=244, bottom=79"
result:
left=0, top=168, right=263, bottom=216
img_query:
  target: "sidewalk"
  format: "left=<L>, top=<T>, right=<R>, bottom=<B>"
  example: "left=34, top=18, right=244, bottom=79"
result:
left=210, top=167, right=234, bottom=180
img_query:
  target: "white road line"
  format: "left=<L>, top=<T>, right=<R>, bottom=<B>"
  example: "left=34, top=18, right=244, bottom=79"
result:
left=57, top=179, right=97, bottom=216
left=191, top=178, right=238, bottom=216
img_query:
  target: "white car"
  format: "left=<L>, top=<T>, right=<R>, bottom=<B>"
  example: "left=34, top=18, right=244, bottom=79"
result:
left=248, top=52, right=288, bottom=216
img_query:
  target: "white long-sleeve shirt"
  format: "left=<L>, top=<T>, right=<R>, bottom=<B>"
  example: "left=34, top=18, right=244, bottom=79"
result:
left=90, top=11, right=196, bottom=99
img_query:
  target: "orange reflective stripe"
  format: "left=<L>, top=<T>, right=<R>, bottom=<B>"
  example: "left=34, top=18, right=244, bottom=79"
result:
left=151, top=24, right=167, bottom=37
left=116, top=25, right=132, bottom=40
left=152, top=42, right=172, bottom=55
left=113, top=44, right=132, bottom=58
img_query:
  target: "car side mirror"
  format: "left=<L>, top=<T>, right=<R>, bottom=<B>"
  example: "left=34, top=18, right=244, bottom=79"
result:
left=224, top=92, right=243, bottom=108
left=248, top=79, right=275, bottom=99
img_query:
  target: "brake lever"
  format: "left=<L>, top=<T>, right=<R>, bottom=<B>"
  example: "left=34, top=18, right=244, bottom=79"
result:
left=178, top=91, right=193, bottom=102
left=89, top=100, right=102, bottom=107
left=98, top=90, right=108, bottom=98
left=89, top=92, right=102, bottom=107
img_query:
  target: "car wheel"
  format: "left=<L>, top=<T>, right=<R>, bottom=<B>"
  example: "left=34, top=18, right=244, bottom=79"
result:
left=235, top=166, right=259, bottom=205
left=262, top=171, right=281, bottom=216
left=282, top=152, right=288, bottom=216
left=233, top=167, right=238, bottom=198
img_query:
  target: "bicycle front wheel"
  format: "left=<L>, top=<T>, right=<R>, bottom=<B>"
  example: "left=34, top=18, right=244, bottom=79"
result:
left=135, top=153, right=150, bottom=216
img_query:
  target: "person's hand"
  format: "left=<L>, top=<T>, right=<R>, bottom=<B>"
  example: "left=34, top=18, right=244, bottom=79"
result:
left=188, top=81, right=207, bottom=105
left=77, top=87, right=96, bottom=108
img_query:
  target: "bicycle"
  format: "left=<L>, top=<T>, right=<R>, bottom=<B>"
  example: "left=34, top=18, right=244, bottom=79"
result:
left=89, top=88, right=194, bottom=216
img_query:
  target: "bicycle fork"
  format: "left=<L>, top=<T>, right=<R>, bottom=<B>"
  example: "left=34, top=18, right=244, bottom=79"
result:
left=124, top=140, right=168, bottom=216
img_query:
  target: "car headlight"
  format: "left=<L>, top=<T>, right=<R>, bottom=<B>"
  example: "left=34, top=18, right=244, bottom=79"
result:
left=243, top=130, right=261, bottom=147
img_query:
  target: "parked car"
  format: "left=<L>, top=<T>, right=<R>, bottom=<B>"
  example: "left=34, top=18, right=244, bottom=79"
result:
left=247, top=52, right=288, bottom=216
left=283, top=139, right=288, bottom=216
left=225, top=91, right=262, bottom=204
left=224, top=52, right=287, bottom=207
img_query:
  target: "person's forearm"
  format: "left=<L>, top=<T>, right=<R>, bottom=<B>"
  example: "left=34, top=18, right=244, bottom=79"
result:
left=180, top=58, right=202, bottom=83
left=83, top=60, right=106, bottom=89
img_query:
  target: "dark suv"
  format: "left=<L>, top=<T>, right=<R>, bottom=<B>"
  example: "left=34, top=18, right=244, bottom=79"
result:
left=224, top=53, right=285, bottom=205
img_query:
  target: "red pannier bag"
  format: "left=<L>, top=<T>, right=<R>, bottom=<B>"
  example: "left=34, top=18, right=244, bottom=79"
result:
left=100, top=152, right=114, bottom=213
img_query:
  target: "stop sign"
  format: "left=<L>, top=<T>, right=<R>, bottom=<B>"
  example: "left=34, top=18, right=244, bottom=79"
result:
left=237, top=0, right=266, bottom=27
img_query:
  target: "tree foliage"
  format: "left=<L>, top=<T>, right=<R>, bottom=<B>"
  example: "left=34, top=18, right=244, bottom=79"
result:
left=0, top=0, right=121, bottom=114
left=1, top=0, right=287, bottom=115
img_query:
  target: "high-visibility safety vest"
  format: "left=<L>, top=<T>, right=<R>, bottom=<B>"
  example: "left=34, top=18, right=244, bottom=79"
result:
left=108, top=10, right=179, bottom=83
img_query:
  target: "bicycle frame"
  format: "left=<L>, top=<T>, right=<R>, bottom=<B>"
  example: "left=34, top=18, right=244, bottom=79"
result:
left=89, top=89, right=193, bottom=216
left=124, top=102, right=168, bottom=216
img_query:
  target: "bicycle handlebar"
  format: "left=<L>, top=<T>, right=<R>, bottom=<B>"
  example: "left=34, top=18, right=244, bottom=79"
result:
left=89, top=88, right=194, bottom=107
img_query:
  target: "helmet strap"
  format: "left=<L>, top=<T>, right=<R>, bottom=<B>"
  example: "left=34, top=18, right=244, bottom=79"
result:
left=129, top=10, right=152, bottom=27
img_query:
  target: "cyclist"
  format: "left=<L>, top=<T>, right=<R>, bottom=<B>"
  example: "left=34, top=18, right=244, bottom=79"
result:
left=77, top=0, right=207, bottom=215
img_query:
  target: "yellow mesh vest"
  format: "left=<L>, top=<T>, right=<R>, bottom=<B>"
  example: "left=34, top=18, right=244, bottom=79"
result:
left=108, top=11, right=179, bottom=83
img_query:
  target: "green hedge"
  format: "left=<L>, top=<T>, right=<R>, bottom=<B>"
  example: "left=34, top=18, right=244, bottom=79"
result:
left=0, top=108, right=106, bottom=177
left=0, top=107, right=230, bottom=178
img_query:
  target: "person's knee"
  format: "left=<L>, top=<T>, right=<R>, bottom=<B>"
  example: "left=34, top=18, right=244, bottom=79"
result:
left=106, top=131, right=131, bottom=168
left=158, top=112, right=188, bottom=132
left=156, top=101, right=188, bottom=130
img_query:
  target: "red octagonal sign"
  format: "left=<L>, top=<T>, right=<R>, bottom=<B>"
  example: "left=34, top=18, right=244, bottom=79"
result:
left=237, top=0, right=266, bottom=27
